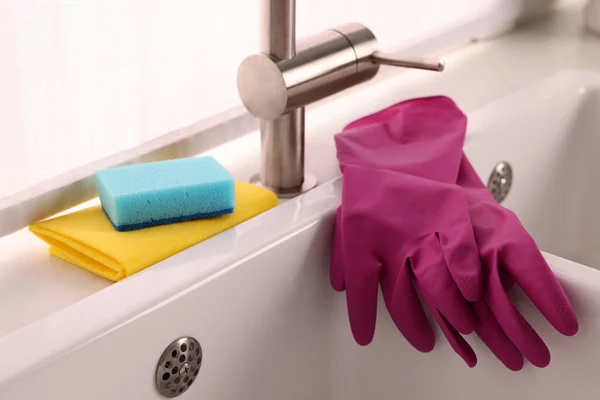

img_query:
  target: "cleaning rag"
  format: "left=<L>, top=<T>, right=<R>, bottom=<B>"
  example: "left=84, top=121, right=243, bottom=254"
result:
left=29, top=181, right=278, bottom=281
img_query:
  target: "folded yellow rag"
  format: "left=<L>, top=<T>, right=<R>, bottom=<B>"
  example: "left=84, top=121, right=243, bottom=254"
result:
left=29, top=181, right=278, bottom=281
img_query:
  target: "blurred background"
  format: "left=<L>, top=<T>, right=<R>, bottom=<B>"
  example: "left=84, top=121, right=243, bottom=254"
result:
left=0, top=0, right=556, bottom=199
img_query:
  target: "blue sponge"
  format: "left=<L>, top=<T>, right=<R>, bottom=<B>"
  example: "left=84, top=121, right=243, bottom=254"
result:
left=96, top=156, right=235, bottom=232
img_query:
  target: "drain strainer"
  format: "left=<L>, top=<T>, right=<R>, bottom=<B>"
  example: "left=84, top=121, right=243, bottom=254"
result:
left=487, top=161, right=513, bottom=203
left=156, top=337, right=202, bottom=398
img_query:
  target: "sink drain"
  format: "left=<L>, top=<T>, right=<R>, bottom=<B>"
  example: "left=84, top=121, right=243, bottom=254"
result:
left=156, top=337, right=202, bottom=398
left=487, top=161, right=512, bottom=203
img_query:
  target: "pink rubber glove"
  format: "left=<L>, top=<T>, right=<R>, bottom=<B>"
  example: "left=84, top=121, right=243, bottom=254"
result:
left=331, top=164, right=483, bottom=351
left=332, top=96, right=578, bottom=370
left=332, top=96, right=482, bottom=350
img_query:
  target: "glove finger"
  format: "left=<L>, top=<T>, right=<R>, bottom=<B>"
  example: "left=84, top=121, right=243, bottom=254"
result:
left=341, top=215, right=381, bottom=346
left=345, top=266, right=380, bottom=346
left=472, top=299, right=524, bottom=371
left=438, top=227, right=483, bottom=302
left=381, top=257, right=435, bottom=352
left=485, top=258, right=551, bottom=367
left=418, top=285, right=477, bottom=368
left=501, top=230, right=578, bottom=336
left=411, top=234, right=474, bottom=335
left=330, top=207, right=346, bottom=292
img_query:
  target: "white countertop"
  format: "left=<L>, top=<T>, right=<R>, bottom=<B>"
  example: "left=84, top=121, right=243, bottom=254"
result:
left=0, top=0, right=598, bottom=381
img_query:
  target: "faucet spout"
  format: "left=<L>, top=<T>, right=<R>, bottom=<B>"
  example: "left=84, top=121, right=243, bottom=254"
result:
left=238, top=0, right=445, bottom=198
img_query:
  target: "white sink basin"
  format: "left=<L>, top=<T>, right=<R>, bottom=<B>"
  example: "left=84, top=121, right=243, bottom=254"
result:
left=3, top=68, right=600, bottom=400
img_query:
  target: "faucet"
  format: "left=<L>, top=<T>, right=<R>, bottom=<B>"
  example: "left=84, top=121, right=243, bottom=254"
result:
left=237, top=0, right=445, bottom=198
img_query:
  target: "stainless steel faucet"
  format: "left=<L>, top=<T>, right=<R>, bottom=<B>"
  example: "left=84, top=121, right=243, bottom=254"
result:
left=237, top=0, right=445, bottom=198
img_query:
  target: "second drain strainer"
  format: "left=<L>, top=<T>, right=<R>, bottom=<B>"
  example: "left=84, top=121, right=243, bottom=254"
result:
left=487, top=161, right=513, bottom=204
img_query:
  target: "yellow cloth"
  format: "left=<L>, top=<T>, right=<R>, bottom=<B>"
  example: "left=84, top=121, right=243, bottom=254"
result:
left=29, top=181, right=278, bottom=281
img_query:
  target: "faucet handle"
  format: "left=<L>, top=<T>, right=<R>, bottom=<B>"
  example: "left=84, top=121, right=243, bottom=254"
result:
left=371, top=51, right=445, bottom=72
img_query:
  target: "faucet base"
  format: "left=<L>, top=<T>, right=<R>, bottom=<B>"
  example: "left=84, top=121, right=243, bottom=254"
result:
left=249, top=173, right=317, bottom=199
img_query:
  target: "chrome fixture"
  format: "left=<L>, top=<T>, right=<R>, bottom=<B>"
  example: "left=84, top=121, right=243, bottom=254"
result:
left=155, top=337, right=202, bottom=398
left=487, top=161, right=513, bottom=203
left=237, top=0, right=445, bottom=197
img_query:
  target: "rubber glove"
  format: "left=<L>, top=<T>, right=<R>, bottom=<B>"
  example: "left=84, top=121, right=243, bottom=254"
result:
left=331, top=164, right=483, bottom=352
left=332, top=96, right=483, bottom=350
left=332, top=96, right=578, bottom=370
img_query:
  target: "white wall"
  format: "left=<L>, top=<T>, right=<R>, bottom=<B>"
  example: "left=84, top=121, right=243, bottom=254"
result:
left=0, top=0, right=533, bottom=198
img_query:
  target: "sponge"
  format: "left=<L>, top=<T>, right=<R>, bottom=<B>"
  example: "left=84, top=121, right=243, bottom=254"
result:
left=96, top=156, right=235, bottom=232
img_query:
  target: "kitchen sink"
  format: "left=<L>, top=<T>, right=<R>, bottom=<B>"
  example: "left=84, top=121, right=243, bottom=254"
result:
left=2, top=4, right=600, bottom=398
left=3, top=69, right=600, bottom=400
